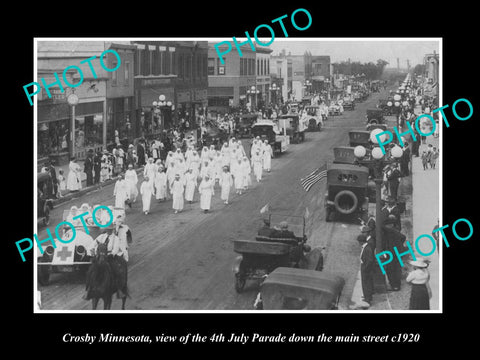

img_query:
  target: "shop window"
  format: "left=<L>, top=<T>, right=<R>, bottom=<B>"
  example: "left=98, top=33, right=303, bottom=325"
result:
left=37, top=119, right=69, bottom=158
left=208, top=57, right=215, bottom=75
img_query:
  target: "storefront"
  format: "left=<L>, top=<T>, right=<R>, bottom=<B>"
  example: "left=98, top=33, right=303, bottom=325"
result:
left=106, top=97, right=134, bottom=150
left=73, top=101, right=105, bottom=159
left=38, top=102, right=71, bottom=166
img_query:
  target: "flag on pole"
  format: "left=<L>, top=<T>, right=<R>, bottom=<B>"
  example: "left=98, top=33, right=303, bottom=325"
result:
left=301, top=163, right=328, bottom=192
left=260, top=203, right=270, bottom=214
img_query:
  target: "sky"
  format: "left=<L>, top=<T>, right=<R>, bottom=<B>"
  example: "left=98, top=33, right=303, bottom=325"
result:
left=264, top=39, right=440, bottom=68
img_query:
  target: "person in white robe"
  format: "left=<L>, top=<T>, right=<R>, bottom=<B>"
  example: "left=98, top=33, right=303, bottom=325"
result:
left=171, top=174, right=185, bottom=214
left=188, top=151, right=201, bottom=178
left=165, top=152, right=175, bottom=169
left=219, top=166, right=233, bottom=204
left=166, top=161, right=177, bottom=189
left=213, top=152, right=223, bottom=182
left=230, top=149, right=238, bottom=171
left=176, top=157, right=187, bottom=177
left=199, top=175, right=215, bottom=212
left=233, top=158, right=245, bottom=195
left=220, top=142, right=230, bottom=157
left=154, top=166, right=168, bottom=201
left=241, top=157, right=252, bottom=189
left=237, top=140, right=246, bottom=157
left=184, top=168, right=197, bottom=203
left=140, top=176, right=154, bottom=215
left=185, top=146, right=194, bottom=164
left=113, top=174, right=130, bottom=209
left=208, top=145, right=217, bottom=159
left=228, top=137, right=237, bottom=147
left=252, top=150, right=263, bottom=182
left=174, top=148, right=184, bottom=163
left=66, top=158, right=82, bottom=191
left=200, top=146, right=210, bottom=162
left=124, top=164, right=139, bottom=204
left=200, top=161, right=212, bottom=180
left=143, top=158, right=157, bottom=182
left=250, top=139, right=260, bottom=158
left=262, top=140, right=273, bottom=172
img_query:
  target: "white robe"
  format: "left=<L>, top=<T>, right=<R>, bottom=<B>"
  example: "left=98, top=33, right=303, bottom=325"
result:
left=144, top=163, right=157, bottom=181
left=171, top=179, right=185, bottom=211
left=140, top=180, right=154, bottom=212
left=241, top=160, right=252, bottom=187
left=124, top=169, right=139, bottom=202
left=113, top=180, right=129, bottom=209
left=199, top=179, right=214, bottom=210
left=233, top=162, right=245, bottom=190
left=263, top=145, right=273, bottom=170
left=154, top=171, right=167, bottom=200
left=166, top=166, right=177, bottom=188
left=66, top=161, right=82, bottom=191
left=219, top=172, right=233, bottom=201
left=184, top=172, right=197, bottom=202
left=252, top=154, right=263, bottom=181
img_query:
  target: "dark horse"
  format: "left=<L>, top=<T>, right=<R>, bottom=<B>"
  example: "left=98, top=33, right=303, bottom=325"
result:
left=85, top=240, right=128, bottom=310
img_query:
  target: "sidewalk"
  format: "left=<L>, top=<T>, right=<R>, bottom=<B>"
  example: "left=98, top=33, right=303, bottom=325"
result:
left=411, top=135, right=440, bottom=310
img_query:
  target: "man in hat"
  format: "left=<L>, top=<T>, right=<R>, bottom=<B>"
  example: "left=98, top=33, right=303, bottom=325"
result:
left=358, top=225, right=376, bottom=306
left=276, top=221, right=296, bottom=239
left=84, top=149, right=94, bottom=186
left=257, top=218, right=274, bottom=239
left=386, top=163, right=401, bottom=201
left=93, top=151, right=102, bottom=184
left=381, top=196, right=402, bottom=231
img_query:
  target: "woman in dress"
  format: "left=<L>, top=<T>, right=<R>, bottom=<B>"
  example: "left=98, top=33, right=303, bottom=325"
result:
left=184, top=168, right=197, bottom=204
left=199, top=175, right=215, bottom=213
left=262, top=140, right=273, bottom=172
left=219, top=166, right=233, bottom=205
left=406, top=258, right=431, bottom=310
left=140, top=176, right=155, bottom=215
left=113, top=173, right=129, bottom=209
left=66, top=157, right=82, bottom=191
left=124, top=164, right=139, bottom=206
left=171, top=174, right=185, bottom=214
left=252, top=150, right=263, bottom=182
left=154, top=166, right=168, bottom=201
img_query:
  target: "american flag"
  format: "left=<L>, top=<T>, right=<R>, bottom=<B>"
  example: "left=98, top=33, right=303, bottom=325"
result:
left=301, top=164, right=327, bottom=191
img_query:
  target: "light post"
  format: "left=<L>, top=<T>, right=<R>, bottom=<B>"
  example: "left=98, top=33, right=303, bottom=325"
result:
left=247, top=85, right=260, bottom=111
left=354, top=129, right=404, bottom=254
left=152, top=94, right=174, bottom=131
left=270, top=83, right=279, bottom=106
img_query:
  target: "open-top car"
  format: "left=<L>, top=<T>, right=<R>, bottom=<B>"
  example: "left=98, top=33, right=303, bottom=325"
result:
left=254, top=267, right=345, bottom=310
left=324, top=163, right=370, bottom=223
left=251, top=120, right=289, bottom=155
left=365, top=108, right=385, bottom=127
left=232, top=214, right=323, bottom=293
left=302, top=105, right=324, bottom=131
left=37, top=205, right=127, bottom=285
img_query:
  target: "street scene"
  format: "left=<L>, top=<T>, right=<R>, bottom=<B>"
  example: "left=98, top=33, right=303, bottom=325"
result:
left=35, top=39, right=440, bottom=311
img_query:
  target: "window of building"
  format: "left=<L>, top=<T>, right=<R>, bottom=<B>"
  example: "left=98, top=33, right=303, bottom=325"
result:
left=216, top=57, right=225, bottom=75
left=149, top=49, right=154, bottom=75
left=257, top=59, right=260, bottom=75
left=208, top=57, right=215, bottom=75
left=178, top=54, right=184, bottom=78
left=267, top=59, right=270, bottom=75
left=112, top=62, right=117, bottom=85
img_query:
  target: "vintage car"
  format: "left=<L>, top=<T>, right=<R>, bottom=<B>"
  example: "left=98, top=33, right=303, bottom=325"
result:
left=277, top=114, right=306, bottom=143
left=232, top=214, right=323, bottom=293
left=37, top=172, right=54, bottom=226
left=254, top=267, right=345, bottom=310
left=324, top=163, right=370, bottom=223
left=342, top=99, right=355, bottom=111
left=235, top=113, right=259, bottom=138
left=365, top=108, right=385, bottom=127
left=302, top=106, right=324, bottom=131
left=349, top=130, right=372, bottom=148
left=288, top=102, right=300, bottom=114
left=328, top=103, right=342, bottom=116
left=332, top=146, right=358, bottom=165
left=251, top=120, right=289, bottom=155
left=378, top=98, right=394, bottom=115
left=37, top=205, right=128, bottom=285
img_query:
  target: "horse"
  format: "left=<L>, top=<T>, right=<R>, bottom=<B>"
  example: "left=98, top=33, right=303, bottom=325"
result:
left=85, top=240, right=128, bottom=310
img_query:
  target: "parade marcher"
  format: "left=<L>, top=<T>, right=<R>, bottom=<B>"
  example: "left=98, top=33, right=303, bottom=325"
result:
left=165, top=151, right=175, bottom=169
left=213, top=151, right=223, bottom=182
left=154, top=166, right=168, bottom=201
left=171, top=174, right=185, bottom=214
left=262, top=140, right=273, bottom=172
left=199, top=175, right=215, bottom=213
left=140, top=176, right=154, bottom=215
left=233, top=158, right=245, bottom=195
left=166, top=161, right=177, bottom=189
left=124, top=164, right=139, bottom=207
left=184, top=168, right=197, bottom=204
left=241, top=156, right=252, bottom=190
left=113, top=173, right=130, bottom=209
left=252, top=149, right=263, bottom=182
left=143, top=157, right=157, bottom=181
left=219, top=166, right=233, bottom=204
left=67, top=157, right=82, bottom=191
left=201, top=146, right=210, bottom=162
left=357, top=225, right=376, bottom=307
left=406, top=258, right=431, bottom=310
left=200, top=160, right=212, bottom=180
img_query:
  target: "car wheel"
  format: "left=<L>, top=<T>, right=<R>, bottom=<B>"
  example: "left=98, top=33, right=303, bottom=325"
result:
left=235, top=273, right=246, bottom=293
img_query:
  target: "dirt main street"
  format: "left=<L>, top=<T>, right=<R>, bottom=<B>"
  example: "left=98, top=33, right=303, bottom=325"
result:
left=38, top=91, right=386, bottom=311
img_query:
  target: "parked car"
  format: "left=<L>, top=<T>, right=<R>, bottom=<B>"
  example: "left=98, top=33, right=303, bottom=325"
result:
left=277, top=114, right=306, bottom=143
left=251, top=120, right=289, bottom=156
left=324, top=163, right=370, bottom=223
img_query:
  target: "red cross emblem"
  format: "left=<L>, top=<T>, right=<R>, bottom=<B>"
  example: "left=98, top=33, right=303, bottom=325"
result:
left=56, top=246, right=73, bottom=261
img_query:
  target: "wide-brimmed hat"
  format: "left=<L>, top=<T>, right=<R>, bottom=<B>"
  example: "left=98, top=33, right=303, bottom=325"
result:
left=410, top=258, right=429, bottom=268
left=279, top=221, right=288, bottom=229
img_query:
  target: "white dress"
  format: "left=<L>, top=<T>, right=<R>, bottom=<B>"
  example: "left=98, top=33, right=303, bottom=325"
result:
left=263, top=145, right=273, bottom=170
left=233, top=162, right=245, bottom=190
left=199, top=179, right=214, bottom=210
left=154, top=171, right=168, bottom=200
left=144, top=163, right=157, bottom=181
left=113, top=179, right=129, bottom=209
left=252, top=154, right=263, bottom=181
left=66, top=161, right=81, bottom=191
left=140, top=180, right=154, bottom=213
left=241, top=160, right=252, bottom=187
left=219, top=172, right=233, bottom=202
left=184, top=172, right=197, bottom=202
left=124, top=169, right=139, bottom=202
left=171, top=179, right=185, bottom=211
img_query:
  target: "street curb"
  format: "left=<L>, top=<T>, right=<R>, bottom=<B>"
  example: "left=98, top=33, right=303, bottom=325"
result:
left=51, top=166, right=145, bottom=208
